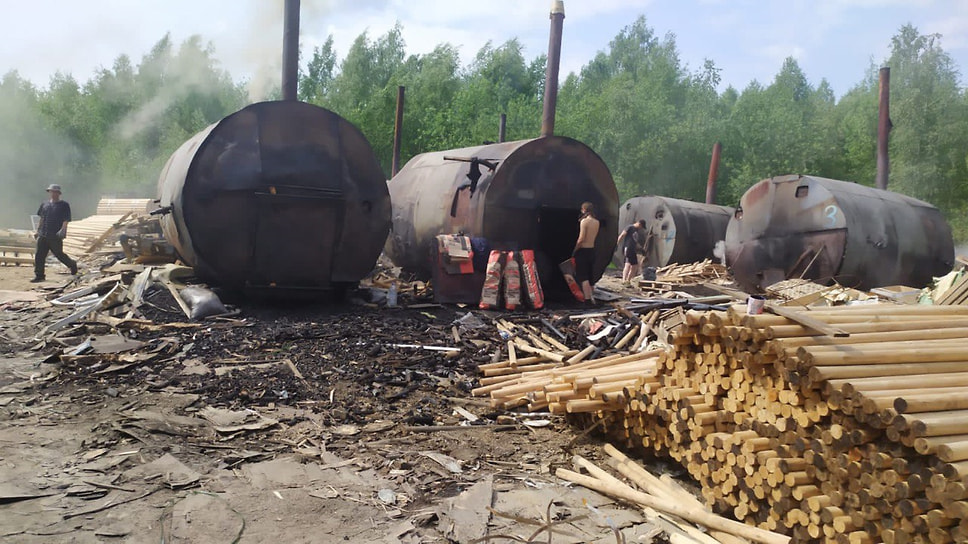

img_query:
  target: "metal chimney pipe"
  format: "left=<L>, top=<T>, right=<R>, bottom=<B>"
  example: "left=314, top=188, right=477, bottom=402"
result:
left=876, top=67, right=891, bottom=191
left=282, top=0, right=300, bottom=101
left=705, top=142, right=722, bottom=205
left=391, top=86, right=405, bottom=177
left=499, top=113, right=507, bottom=143
left=540, top=1, right=565, bottom=138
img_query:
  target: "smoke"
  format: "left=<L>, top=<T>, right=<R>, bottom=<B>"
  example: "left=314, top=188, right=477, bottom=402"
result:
left=244, top=0, right=286, bottom=102
left=0, top=74, right=95, bottom=229
left=117, top=36, right=230, bottom=140
left=243, top=0, right=393, bottom=102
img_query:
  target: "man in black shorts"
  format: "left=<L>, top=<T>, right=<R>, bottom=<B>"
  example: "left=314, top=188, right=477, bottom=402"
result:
left=32, top=184, right=78, bottom=282
left=617, top=219, right=647, bottom=285
left=572, top=202, right=600, bottom=303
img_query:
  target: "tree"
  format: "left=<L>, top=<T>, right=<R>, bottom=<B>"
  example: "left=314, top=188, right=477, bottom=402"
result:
left=884, top=25, right=968, bottom=206
left=0, top=71, right=91, bottom=223
left=556, top=16, right=722, bottom=203
left=299, top=36, right=337, bottom=103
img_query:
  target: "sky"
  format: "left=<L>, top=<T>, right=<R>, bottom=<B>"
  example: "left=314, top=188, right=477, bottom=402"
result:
left=1, top=0, right=967, bottom=99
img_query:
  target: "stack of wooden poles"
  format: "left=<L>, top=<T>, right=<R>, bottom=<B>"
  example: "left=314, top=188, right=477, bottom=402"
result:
left=475, top=303, right=968, bottom=543
left=604, top=303, right=968, bottom=544
left=473, top=315, right=661, bottom=414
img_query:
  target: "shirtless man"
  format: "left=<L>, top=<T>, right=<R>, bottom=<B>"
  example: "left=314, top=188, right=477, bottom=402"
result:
left=572, top=201, right=600, bottom=303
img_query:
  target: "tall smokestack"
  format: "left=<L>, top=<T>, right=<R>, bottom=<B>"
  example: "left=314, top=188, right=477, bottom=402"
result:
left=282, top=0, right=301, bottom=101
left=499, top=113, right=507, bottom=143
left=391, top=86, right=405, bottom=177
left=705, top=142, right=721, bottom=205
left=540, top=1, right=565, bottom=138
left=876, top=66, right=891, bottom=191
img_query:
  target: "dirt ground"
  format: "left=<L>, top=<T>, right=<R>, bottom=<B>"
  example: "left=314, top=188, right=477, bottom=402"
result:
left=0, top=261, right=672, bottom=543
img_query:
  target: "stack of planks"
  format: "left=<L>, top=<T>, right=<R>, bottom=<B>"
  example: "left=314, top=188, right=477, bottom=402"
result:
left=935, top=272, right=968, bottom=306
left=580, top=303, right=968, bottom=544
left=62, top=198, right=154, bottom=255
left=95, top=198, right=155, bottom=216
left=63, top=214, right=130, bottom=255
left=655, top=259, right=729, bottom=285
left=0, top=229, right=36, bottom=266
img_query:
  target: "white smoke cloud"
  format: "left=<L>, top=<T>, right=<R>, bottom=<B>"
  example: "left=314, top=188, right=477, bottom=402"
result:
left=244, top=0, right=393, bottom=102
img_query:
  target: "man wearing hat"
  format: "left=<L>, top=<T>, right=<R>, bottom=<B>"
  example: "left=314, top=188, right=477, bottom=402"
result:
left=32, top=184, right=78, bottom=282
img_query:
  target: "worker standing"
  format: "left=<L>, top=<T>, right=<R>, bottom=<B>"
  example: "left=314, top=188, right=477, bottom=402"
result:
left=617, top=219, right=648, bottom=285
left=573, top=201, right=600, bottom=304
left=32, top=184, right=78, bottom=282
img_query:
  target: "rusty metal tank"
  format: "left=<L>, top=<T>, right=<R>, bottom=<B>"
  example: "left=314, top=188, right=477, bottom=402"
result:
left=613, top=196, right=733, bottom=268
left=386, top=136, right=618, bottom=296
left=725, top=174, right=954, bottom=291
left=157, top=100, right=391, bottom=291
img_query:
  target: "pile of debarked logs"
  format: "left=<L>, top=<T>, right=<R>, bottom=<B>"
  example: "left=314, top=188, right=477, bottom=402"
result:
left=476, top=301, right=968, bottom=544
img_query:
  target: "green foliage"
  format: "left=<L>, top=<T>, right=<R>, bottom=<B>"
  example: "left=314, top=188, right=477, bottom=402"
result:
left=3, top=19, right=967, bottom=244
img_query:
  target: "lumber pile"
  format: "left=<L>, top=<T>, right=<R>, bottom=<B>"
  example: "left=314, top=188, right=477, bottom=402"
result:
left=473, top=313, right=667, bottom=413
left=558, top=444, right=789, bottom=544
left=62, top=214, right=130, bottom=255
left=935, top=272, right=968, bottom=306
left=472, top=302, right=968, bottom=542
left=576, top=303, right=968, bottom=543
left=638, top=260, right=729, bottom=296
left=0, top=229, right=36, bottom=266
left=767, top=279, right=871, bottom=306
left=655, top=259, right=729, bottom=285
left=95, top=198, right=156, bottom=216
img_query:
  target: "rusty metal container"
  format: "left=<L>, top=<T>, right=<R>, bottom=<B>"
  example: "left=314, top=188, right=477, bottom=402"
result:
left=725, top=174, right=954, bottom=291
left=613, top=196, right=733, bottom=268
left=157, top=101, right=391, bottom=291
left=386, top=136, right=618, bottom=296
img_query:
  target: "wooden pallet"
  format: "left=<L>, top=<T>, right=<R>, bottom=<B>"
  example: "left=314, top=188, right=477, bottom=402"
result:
left=937, top=273, right=968, bottom=305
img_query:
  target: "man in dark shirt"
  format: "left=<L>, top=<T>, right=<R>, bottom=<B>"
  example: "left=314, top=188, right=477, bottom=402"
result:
left=617, top=219, right=647, bottom=285
left=32, top=184, right=78, bottom=282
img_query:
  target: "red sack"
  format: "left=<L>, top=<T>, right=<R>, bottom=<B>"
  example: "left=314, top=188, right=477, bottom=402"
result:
left=479, top=250, right=504, bottom=309
left=520, top=250, right=544, bottom=309
left=503, top=251, right=522, bottom=310
left=559, top=258, right=585, bottom=302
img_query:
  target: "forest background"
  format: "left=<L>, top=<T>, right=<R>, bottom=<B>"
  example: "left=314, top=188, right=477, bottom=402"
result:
left=1, top=16, right=966, bottom=240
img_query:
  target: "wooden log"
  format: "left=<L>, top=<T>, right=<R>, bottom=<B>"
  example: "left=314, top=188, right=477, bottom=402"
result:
left=514, top=343, right=578, bottom=362
left=771, top=325, right=968, bottom=348
left=809, top=362, right=968, bottom=383
left=632, top=310, right=661, bottom=352
left=895, top=392, right=968, bottom=414
left=801, top=345, right=968, bottom=367
left=556, top=466, right=790, bottom=544
left=763, top=303, right=849, bottom=337
left=614, top=324, right=640, bottom=350
left=896, top=410, right=968, bottom=437
left=834, top=372, right=968, bottom=396
left=566, top=344, right=596, bottom=364
left=565, top=399, right=622, bottom=413
left=800, top=305, right=968, bottom=316
left=481, top=362, right=560, bottom=378
left=936, top=440, right=968, bottom=463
